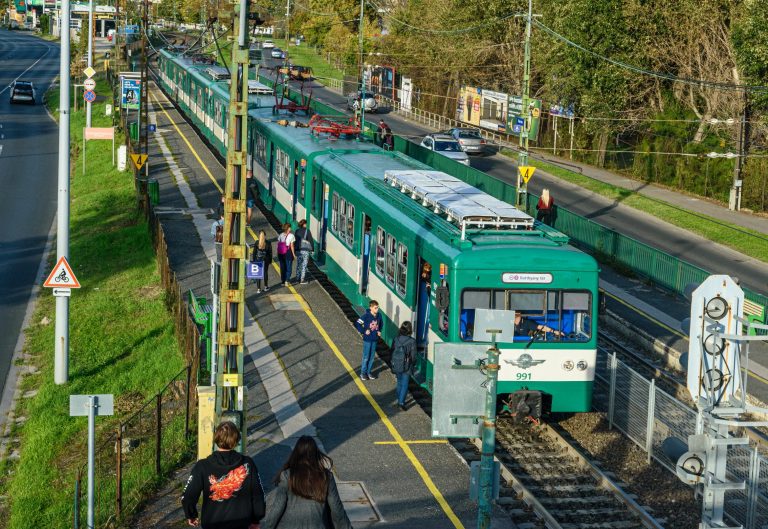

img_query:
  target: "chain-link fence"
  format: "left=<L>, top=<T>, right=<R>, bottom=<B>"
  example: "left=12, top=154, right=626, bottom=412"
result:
left=595, top=348, right=768, bottom=528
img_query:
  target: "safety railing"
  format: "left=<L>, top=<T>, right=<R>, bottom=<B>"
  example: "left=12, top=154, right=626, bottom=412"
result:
left=595, top=349, right=768, bottom=528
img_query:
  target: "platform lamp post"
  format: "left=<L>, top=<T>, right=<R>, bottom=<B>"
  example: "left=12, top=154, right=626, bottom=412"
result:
left=477, top=331, right=501, bottom=529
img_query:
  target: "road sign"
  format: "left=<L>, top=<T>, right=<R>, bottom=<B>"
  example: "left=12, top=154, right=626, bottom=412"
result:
left=84, top=78, right=96, bottom=91
left=148, top=124, right=156, bottom=133
left=83, top=90, right=96, bottom=103
left=44, top=256, right=81, bottom=288
left=518, top=166, right=536, bottom=184
left=131, top=153, right=148, bottom=169
left=83, top=66, right=96, bottom=79
left=53, top=288, right=72, bottom=297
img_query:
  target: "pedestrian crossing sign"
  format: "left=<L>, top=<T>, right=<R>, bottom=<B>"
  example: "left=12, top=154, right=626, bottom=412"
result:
left=131, top=153, right=148, bottom=169
left=44, top=256, right=81, bottom=288
left=518, top=166, right=536, bottom=184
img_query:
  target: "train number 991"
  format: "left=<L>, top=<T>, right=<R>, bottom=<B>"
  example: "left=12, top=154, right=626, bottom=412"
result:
left=516, top=373, right=532, bottom=381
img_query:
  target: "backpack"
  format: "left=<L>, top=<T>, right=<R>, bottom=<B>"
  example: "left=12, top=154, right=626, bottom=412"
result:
left=391, top=337, right=412, bottom=374
left=214, top=224, right=223, bottom=243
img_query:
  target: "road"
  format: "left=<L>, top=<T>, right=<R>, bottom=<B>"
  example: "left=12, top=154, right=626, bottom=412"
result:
left=260, top=54, right=768, bottom=298
left=0, top=30, right=60, bottom=395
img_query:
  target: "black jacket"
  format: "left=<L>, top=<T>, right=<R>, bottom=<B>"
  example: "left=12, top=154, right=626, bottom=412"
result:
left=294, top=227, right=314, bottom=251
left=390, top=334, right=416, bottom=374
left=253, top=242, right=273, bottom=265
left=181, top=450, right=266, bottom=529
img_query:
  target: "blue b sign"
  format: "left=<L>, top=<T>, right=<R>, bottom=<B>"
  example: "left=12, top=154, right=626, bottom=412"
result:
left=246, top=261, right=264, bottom=280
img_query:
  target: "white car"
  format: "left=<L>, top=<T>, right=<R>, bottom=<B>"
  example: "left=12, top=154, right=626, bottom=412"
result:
left=420, top=134, right=470, bottom=166
left=263, top=40, right=275, bottom=49
left=9, top=80, right=36, bottom=104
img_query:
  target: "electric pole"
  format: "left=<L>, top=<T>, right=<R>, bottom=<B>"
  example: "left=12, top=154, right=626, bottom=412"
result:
left=55, top=0, right=71, bottom=385
left=357, top=0, right=365, bottom=135
left=284, top=0, right=289, bottom=44
left=730, top=92, right=749, bottom=211
left=514, top=0, right=533, bottom=209
left=142, top=0, right=149, bottom=177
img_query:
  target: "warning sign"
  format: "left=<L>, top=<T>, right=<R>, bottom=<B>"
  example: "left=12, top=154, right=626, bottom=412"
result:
left=518, top=166, right=536, bottom=184
left=131, top=153, right=148, bottom=169
left=44, top=257, right=81, bottom=289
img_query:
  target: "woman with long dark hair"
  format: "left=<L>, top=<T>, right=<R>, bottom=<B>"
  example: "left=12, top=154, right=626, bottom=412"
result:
left=261, top=436, right=351, bottom=529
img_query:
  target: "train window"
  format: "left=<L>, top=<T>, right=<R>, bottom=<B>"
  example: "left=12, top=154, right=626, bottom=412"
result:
left=300, top=167, right=306, bottom=200
left=339, top=198, right=347, bottom=241
left=375, top=227, right=386, bottom=275
left=396, top=243, right=407, bottom=296
left=331, top=192, right=339, bottom=231
left=254, top=132, right=266, bottom=168
left=346, top=204, right=355, bottom=245
left=274, top=148, right=290, bottom=187
left=459, top=289, right=592, bottom=342
left=385, top=234, right=396, bottom=285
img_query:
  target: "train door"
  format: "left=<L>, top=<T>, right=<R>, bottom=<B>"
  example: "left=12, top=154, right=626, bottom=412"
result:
left=292, top=160, right=299, bottom=221
left=268, top=144, right=275, bottom=197
left=415, top=258, right=432, bottom=352
left=319, top=182, right=330, bottom=253
left=359, top=214, right=372, bottom=294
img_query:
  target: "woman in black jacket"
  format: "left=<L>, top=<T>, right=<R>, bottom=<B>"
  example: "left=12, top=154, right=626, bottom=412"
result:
left=390, top=321, right=416, bottom=411
left=252, top=230, right=273, bottom=293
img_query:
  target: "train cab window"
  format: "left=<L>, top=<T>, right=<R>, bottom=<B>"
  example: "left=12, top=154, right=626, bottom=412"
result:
left=375, top=227, right=386, bottom=275
left=385, top=234, right=396, bottom=285
left=331, top=193, right=339, bottom=231
left=396, top=243, right=407, bottom=296
left=460, top=289, right=592, bottom=343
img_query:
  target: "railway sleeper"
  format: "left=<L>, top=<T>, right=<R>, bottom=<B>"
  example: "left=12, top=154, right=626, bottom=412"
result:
left=550, top=508, right=639, bottom=520
left=559, top=522, right=644, bottom=529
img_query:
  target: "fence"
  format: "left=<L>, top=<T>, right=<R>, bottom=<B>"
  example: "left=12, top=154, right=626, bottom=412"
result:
left=595, top=348, right=768, bottom=528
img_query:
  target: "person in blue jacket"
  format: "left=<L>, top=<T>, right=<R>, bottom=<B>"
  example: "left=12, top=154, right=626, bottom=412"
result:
left=355, top=300, right=383, bottom=380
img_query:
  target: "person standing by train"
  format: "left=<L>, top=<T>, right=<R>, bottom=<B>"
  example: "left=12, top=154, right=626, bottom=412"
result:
left=294, top=219, right=314, bottom=284
left=390, top=321, right=416, bottom=411
left=277, top=223, right=296, bottom=287
left=536, top=189, right=555, bottom=226
left=356, top=300, right=383, bottom=380
left=252, top=230, right=272, bottom=293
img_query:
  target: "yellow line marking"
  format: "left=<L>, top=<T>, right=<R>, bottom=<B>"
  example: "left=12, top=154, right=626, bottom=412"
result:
left=601, top=288, right=768, bottom=385
left=151, top=87, right=465, bottom=529
left=375, top=440, right=449, bottom=445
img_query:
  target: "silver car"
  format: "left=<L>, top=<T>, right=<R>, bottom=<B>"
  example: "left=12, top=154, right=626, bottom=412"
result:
left=446, top=127, right=487, bottom=155
left=347, top=91, right=378, bottom=113
left=420, top=134, right=470, bottom=166
left=9, top=80, right=35, bottom=104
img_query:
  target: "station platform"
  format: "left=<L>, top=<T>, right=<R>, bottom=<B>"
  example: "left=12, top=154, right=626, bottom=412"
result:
left=132, top=83, right=513, bottom=528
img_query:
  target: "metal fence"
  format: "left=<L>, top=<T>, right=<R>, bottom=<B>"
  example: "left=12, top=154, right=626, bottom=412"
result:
left=595, top=349, right=767, bottom=528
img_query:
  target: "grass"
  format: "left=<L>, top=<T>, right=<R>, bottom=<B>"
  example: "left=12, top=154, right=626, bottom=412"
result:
left=0, top=78, right=185, bottom=528
left=500, top=149, right=768, bottom=263
left=270, top=39, right=345, bottom=82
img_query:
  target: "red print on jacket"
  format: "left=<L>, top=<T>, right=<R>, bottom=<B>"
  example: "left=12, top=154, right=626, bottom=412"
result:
left=209, top=464, right=249, bottom=502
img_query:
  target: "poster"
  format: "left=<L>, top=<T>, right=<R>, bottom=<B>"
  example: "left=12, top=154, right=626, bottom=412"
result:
left=121, top=78, right=141, bottom=110
left=478, top=89, right=508, bottom=133
left=456, top=86, right=481, bottom=126
left=507, top=95, right=542, bottom=141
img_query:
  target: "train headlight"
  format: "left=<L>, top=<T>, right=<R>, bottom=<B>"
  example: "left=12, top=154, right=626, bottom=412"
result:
left=562, top=360, right=574, bottom=371
left=576, top=360, right=588, bottom=371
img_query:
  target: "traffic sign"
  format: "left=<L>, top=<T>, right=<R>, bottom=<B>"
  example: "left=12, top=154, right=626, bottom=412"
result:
left=44, top=256, right=81, bottom=289
left=84, top=78, right=96, bottom=91
left=83, top=66, right=96, bottom=79
left=148, top=124, right=156, bottom=133
left=518, top=166, right=536, bottom=184
left=131, top=153, right=148, bottom=169
left=53, top=288, right=72, bottom=297
left=83, top=90, right=96, bottom=103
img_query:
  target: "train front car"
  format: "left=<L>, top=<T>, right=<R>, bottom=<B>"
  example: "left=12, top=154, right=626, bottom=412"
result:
left=384, top=171, right=599, bottom=419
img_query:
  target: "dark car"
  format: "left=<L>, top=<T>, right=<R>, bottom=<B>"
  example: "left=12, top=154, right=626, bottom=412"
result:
left=9, top=80, right=36, bottom=104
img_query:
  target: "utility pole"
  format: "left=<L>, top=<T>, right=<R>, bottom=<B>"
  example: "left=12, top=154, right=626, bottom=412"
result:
left=357, top=0, right=365, bottom=136
left=515, top=0, right=533, bottom=208
left=284, top=0, right=289, bottom=44
left=85, top=0, right=93, bottom=127
left=55, top=0, right=71, bottom=385
left=477, top=335, right=500, bottom=529
left=730, top=92, right=749, bottom=211
left=212, top=0, right=249, bottom=453
left=142, top=0, right=149, bottom=177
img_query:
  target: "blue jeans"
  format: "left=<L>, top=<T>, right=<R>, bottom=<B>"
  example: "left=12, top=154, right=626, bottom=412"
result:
left=361, top=340, right=376, bottom=376
left=278, top=254, right=293, bottom=284
left=296, top=250, right=310, bottom=282
left=395, top=372, right=409, bottom=405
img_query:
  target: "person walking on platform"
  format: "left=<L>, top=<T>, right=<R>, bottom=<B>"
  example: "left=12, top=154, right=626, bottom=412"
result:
left=253, top=230, right=273, bottom=293
left=181, top=421, right=266, bottom=529
left=261, top=436, right=351, bottom=529
left=390, top=321, right=416, bottom=411
left=276, top=223, right=296, bottom=287
left=536, top=188, right=555, bottom=226
left=355, top=300, right=383, bottom=380
left=293, top=219, right=314, bottom=284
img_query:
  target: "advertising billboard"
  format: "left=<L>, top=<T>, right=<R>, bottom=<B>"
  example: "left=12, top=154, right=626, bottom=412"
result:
left=507, top=95, right=542, bottom=141
left=478, top=89, right=508, bottom=133
left=121, top=78, right=141, bottom=110
left=456, top=86, right=482, bottom=126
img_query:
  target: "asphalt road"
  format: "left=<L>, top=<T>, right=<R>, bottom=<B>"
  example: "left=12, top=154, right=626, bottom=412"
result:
left=260, top=54, right=768, bottom=299
left=0, top=30, right=60, bottom=394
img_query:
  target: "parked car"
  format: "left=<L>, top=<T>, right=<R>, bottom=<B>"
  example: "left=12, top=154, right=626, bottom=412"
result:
left=445, top=127, right=487, bottom=155
left=262, top=39, right=275, bottom=49
left=271, top=48, right=286, bottom=59
left=420, top=134, right=470, bottom=165
left=9, top=80, right=36, bottom=104
left=347, top=91, right=378, bottom=113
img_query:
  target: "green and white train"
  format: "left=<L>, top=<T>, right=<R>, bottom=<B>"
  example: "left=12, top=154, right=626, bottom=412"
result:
left=158, top=50, right=599, bottom=417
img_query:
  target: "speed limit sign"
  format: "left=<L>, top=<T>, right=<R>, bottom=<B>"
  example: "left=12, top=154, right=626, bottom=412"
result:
left=84, top=78, right=96, bottom=91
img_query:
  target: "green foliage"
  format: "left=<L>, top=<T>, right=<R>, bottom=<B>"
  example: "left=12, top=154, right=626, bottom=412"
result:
left=39, top=13, right=49, bottom=34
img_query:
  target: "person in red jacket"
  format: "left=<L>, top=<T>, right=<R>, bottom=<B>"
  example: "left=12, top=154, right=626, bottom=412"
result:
left=536, top=188, right=555, bottom=226
left=182, top=421, right=265, bottom=528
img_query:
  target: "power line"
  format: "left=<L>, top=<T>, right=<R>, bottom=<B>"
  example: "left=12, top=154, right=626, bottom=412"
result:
left=533, top=20, right=768, bottom=93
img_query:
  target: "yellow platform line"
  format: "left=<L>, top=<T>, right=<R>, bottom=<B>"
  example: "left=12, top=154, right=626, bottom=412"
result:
left=375, top=440, right=449, bottom=445
left=150, top=89, right=465, bottom=529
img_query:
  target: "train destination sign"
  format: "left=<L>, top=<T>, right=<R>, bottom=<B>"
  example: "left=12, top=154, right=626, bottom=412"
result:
left=501, top=273, right=552, bottom=284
